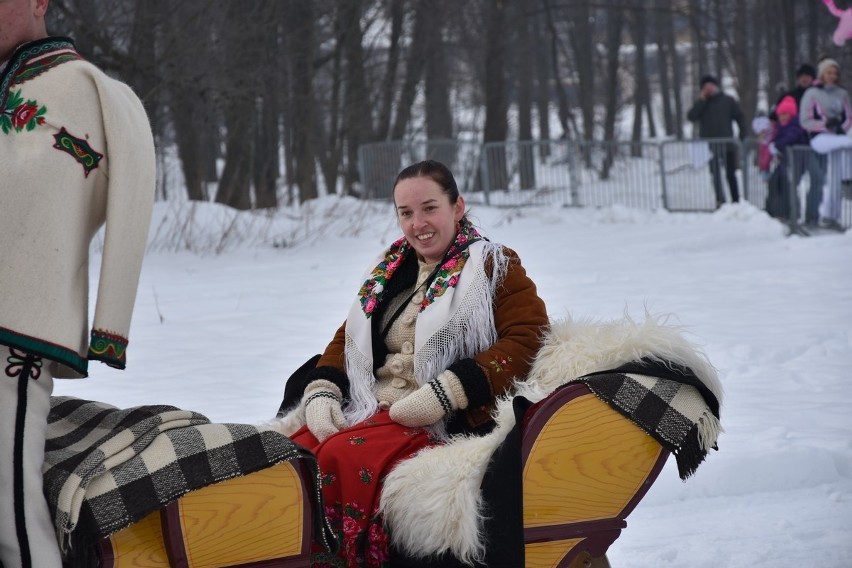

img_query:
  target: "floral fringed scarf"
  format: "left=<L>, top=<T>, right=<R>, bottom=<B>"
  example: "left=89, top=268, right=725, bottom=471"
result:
left=357, top=218, right=483, bottom=317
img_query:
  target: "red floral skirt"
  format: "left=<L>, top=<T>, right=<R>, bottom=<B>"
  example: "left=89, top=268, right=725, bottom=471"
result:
left=291, top=410, right=437, bottom=568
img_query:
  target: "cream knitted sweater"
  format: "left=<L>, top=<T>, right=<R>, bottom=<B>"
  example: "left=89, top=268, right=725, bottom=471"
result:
left=0, top=38, right=155, bottom=378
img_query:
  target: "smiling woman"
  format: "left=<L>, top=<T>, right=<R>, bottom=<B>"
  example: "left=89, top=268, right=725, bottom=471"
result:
left=393, top=162, right=466, bottom=265
left=273, top=159, right=549, bottom=567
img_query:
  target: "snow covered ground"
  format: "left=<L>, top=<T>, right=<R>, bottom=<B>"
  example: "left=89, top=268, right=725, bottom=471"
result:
left=56, top=197, right=852, bottom=567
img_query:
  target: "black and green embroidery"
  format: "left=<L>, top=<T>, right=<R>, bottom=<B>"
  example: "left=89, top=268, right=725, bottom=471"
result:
left=0, top=37, right=77, bottom=110
left=87, top=329, right=128, bottom=368
left=53, top=127, right=103, bottom=177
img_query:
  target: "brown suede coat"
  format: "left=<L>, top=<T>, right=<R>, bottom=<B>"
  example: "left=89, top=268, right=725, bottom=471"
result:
left=317, top=247, right=548, bottom=431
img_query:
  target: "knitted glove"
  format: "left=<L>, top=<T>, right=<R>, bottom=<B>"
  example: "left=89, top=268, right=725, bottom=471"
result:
left=303, top=380, right=346, bottom=442
left=825, top=117, right=842, bottom=133
left=389, top=371, right=468, bottom=428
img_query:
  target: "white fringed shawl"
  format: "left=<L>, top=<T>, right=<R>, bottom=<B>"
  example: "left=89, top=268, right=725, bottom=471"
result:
left=343, top=241, right=508, bottom=428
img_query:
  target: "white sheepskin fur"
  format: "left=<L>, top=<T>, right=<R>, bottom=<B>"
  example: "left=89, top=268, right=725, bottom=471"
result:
left=264, top=404, right=306, bottom=437
left=379, top=311, right=723, bottom=564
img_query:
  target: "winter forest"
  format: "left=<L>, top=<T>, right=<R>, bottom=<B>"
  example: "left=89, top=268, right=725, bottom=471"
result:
left=45, top=0, right=850, bottom=211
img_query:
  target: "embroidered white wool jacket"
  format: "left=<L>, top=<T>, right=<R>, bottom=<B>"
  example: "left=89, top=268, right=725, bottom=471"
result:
left=0, top=38, right=155, bottom=378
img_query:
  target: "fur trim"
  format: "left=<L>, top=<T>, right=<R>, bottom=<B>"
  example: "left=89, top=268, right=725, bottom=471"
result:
left=527, top=311, right=723, bottom=407
left=262, top=405, right=306, bottom=437
left=380, top=311, right=723, bottom=563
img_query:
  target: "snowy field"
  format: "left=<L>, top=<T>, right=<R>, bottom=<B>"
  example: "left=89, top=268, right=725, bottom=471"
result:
left=55, top=197, right=852, bottom=567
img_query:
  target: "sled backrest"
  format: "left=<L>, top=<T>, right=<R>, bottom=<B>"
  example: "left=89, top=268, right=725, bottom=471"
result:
left=521, top=383, right=668, bottom=568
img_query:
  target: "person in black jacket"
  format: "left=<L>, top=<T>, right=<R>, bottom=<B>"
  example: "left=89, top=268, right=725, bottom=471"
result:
left=687, top=75, right=746, bottom=207
left=771, top=64, right=816, bottom=118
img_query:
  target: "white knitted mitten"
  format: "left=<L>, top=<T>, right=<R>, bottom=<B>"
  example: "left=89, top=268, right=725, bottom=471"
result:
left=389, top=371, right=468, bottom=428
left=303, top=380, right=346, bottom=442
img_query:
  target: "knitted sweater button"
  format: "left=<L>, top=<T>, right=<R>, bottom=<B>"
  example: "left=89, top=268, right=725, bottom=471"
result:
left=401, top=341, right=414, bottom=354
left=412, top=291, right=425, bottom=304
left=390, top=359, right=404, bottom=373
left=392, top=378, right=407, bottom=388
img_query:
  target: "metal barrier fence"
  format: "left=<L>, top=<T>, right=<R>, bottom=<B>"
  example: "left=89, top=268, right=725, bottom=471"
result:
left=358, top=138, right=852, bottom=232
left=357, top=139, right=481, bottom=200
left=772, top=145, right=852, bottom=233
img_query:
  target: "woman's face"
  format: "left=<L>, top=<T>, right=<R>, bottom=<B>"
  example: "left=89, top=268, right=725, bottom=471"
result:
left=821, top=65, right=839, bottom=85
left=393, top=176, right=465, bottom=264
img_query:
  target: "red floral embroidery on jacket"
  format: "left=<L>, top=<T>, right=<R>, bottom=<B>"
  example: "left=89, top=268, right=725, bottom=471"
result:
left=1, top=89, right=46, bottom=134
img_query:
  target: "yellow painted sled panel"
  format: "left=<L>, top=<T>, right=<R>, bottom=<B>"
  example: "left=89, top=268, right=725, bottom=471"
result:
left=523, top=393, right=663, bottom=527
left=104, top=461, right=305, bottom=567
left=106, top=511, right=169, bottom=567
left=177, top=461, right=305, bottom=567
left=525, top=537, right=583, bottom=568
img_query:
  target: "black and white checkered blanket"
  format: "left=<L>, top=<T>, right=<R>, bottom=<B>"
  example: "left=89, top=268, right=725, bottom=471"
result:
left=44, top=396, right=333, bottom=563
left=573, top=358, right=722, bottom=479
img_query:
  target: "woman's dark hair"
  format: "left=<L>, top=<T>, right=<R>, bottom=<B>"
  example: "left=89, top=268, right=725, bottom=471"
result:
left=393, top=160, right=460, bottom=204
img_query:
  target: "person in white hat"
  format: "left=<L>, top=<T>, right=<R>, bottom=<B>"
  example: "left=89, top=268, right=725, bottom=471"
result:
left=800, top=57, right=852, bottom=231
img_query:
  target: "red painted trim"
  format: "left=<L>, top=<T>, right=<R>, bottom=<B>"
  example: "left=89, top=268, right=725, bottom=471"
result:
left=296, top=461, right=313, bottom=556
left=521, top=383, right=592, bottom=457
left=161, top=501, right=190, bottom=568
left=524, top=519, right=626, bottom=544
left=223, top=555, right=311, bottom=567
left=96, top=537, right=115, bottom=567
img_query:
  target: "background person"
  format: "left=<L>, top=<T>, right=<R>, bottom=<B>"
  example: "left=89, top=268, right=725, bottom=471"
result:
left=765, top=96, right=809, bottom=220
left=274, top=159, right=548, bottom=566
left=687, top=75, right=746, bottom=208
left=800, top=57, right=852, bottom=231
left=0, top=1, right=156, bottom=566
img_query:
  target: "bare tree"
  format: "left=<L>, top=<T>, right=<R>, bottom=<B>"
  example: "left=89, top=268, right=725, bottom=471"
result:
left=514, top=0, right=536, bottom=188
left=284, top=0, right=319, bottom=203
left=483, top=0, right=509, bottom=189
left=601, top=4, right=624, bottom=179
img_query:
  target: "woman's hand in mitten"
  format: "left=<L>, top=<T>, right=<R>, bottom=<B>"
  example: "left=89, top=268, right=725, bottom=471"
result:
left=302, top=380, right=346, bottom=442
left=389, top=371, right=468, bottom=428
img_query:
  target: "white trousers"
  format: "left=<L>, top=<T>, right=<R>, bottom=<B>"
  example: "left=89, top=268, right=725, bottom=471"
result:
left=0, top=346, right=63, bottom=568
left=819, top=147, right=852, bottom=222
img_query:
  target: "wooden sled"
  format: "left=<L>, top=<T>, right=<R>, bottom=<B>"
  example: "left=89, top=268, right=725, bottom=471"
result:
left=97, top=461, right=312, bottom=568
left=95, top=383, right=666, bottom=568
left=522, top=383, right=668, bottom=568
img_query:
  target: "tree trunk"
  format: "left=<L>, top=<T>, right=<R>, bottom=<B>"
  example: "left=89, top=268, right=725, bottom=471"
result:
left=391, top=0, right=428, bottom=140
left=731, top=0, right=758, bottom=129
left=601, top=5, right=624, bottom=180
left=376, top=0, right=404, bottom=140
left=254, top=5, right=281, bottom=210
left=285, top=0, right=317, bottom=203
left=214, top=0, right=257, bottom=210
left=667, top=7, right=685, bottom=139
left=568, top=3, right=595, bottom=143
left=689, top=0, right=708, bottom=82
left=216, top=101, right=255, bottom=210
left=534, top=7, right=551, bottom=155
left=340, top=0, right=373, bottom=194
left=655, top=0, right=674, bottom=137
left=631, top=3, right=648, bottom=153
left=514, top=0, right=535, bottom=188
left=424, top=0, right=453, bottom=142
left=483, top=0, right=509, bottom=190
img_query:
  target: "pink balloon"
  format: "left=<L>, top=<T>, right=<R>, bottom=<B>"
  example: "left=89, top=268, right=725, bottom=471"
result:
left=823, top=0, right=852, bottom=46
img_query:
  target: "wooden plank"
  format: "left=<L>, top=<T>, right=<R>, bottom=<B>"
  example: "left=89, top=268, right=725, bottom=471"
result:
left=176, top=462, right=305, bottom=567
left=104, top=510, right=170, bottom=568
left=525, top=538, right=583, bottom=568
